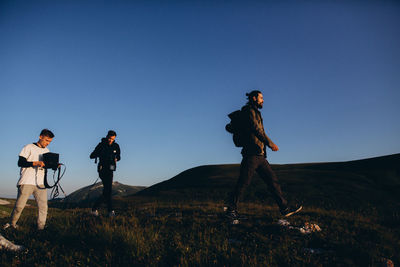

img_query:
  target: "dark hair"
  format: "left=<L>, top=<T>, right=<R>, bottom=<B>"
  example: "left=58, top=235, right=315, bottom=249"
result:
left=40, top=129, right=55, bottom=138
left=246, top=90, right=262, bottom=103
left=107, top=130, right=117, bottom=137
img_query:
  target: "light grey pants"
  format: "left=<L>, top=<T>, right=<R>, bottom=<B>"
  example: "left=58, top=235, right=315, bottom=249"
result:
left=10, top=185, right=48, bottom=230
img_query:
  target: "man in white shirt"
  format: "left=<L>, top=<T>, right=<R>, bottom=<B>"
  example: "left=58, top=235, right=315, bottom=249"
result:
left=4, top=129, right=54, bottom=230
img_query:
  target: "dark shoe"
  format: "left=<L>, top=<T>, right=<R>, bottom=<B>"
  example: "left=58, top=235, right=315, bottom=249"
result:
left=108, top=210, right=116, bottom=218
left=90, top=210, right=99, bottom=217
left=225, top=208, right=241, bottom=224
left=281, top=205, right=303, bottom=217
left=225, top=208, right=239, bottom=220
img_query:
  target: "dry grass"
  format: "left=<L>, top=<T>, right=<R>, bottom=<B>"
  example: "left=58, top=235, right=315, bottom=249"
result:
left=0, top=199, right=399, bottom=266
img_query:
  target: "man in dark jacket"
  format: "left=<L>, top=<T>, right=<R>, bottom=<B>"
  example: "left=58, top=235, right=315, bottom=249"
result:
left=226, top=90, right=302, bottom=220
left=90, top=130, right=121, bottom=217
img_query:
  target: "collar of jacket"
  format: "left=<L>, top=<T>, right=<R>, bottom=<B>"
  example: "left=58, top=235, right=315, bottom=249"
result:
left=248, top=103, right=261, bottom=114
left=101, top=138, right=116, bottom=146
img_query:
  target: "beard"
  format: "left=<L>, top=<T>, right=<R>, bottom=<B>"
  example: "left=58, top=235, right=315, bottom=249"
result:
left=256, top=102, right=263, bottom=109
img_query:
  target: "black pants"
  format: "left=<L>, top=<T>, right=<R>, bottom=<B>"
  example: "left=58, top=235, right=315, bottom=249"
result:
left=92, top=168, right=113, bottom=212
left=229, top=155, right=287, bottom=211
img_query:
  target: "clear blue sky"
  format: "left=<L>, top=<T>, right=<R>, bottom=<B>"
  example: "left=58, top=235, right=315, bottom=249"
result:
left=1, top=0, right=399, bottom=197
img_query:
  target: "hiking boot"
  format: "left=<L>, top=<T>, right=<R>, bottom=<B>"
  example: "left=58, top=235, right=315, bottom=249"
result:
left=3, top=223, right=18, bottom=230
left=281, top=205, right=303, bottom=217
left=226, top=209, right=241, bottom=224
left=90, top=210, right=99, bottom=217
left=108, top=210, right=116, bottom=217
left=225, top=208, right=239, bottom=220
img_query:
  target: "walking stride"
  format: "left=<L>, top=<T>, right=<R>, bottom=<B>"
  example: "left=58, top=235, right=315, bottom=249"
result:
left=90, top=130, right=121, bottom=217
left=225, top=90, right=302, bottom=222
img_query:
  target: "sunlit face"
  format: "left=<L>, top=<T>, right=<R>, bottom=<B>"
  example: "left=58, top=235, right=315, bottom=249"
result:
left=253, top=93, right=264, bottom=109
left=107, top=135, right=116, bottom=145
left=38, top=135, right=53, bottom=148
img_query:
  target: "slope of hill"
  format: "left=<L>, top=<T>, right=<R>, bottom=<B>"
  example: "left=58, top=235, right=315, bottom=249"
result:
left=134, top=154, right=400, bottom=211
left=60, top=181, right=146, bottom=204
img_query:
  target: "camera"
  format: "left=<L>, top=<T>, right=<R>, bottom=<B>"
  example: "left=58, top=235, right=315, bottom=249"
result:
left=42, top=152, right=59, bottom=171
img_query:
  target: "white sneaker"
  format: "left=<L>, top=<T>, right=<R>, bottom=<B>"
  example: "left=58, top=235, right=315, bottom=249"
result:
left=3, top=223, right=18, bottom=230
left=108, top=210, right=115, bottom=217
left=90, top=210, right=99, bottom=217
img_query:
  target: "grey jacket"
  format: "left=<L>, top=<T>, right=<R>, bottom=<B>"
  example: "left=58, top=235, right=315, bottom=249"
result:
left=241, top=103, right=275, bottom=157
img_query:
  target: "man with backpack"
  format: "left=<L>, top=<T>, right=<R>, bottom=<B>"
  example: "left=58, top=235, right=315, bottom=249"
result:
left=225, top=90, right=302, bottom=220
left=90, top=130, right=121, bottom=217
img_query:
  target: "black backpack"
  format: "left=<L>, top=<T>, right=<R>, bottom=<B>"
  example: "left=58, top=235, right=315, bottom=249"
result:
left=225, top=110, right=245, bottom=147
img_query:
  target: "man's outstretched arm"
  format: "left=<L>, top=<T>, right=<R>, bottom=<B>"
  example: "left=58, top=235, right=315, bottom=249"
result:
left=247, top=109, right=279, bottom=151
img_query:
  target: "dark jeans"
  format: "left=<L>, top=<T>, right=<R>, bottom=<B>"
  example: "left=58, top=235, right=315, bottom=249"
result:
left=228, top=155, right=287, bottom=211
left=92, top=169, right=113, bottom=212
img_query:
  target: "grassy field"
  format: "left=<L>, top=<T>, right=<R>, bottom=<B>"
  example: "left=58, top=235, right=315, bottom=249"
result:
left=1, top=154, right=399, bottom=266
left=1, top=198, right=399, bottom=266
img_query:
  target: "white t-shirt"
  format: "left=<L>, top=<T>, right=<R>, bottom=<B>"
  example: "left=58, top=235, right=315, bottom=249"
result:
left=18, top=143, right=49, bottom=186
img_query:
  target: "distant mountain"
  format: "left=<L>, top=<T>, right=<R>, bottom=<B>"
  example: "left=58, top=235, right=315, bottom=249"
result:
left=61, top=181, right=146, bottom=204
left=133, top=154, right=400, bottom=211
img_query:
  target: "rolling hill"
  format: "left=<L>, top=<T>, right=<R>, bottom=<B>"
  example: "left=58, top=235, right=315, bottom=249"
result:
left=134, top=153, right=400, bottom=211
left=56, top=181, right=145, bottom=205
